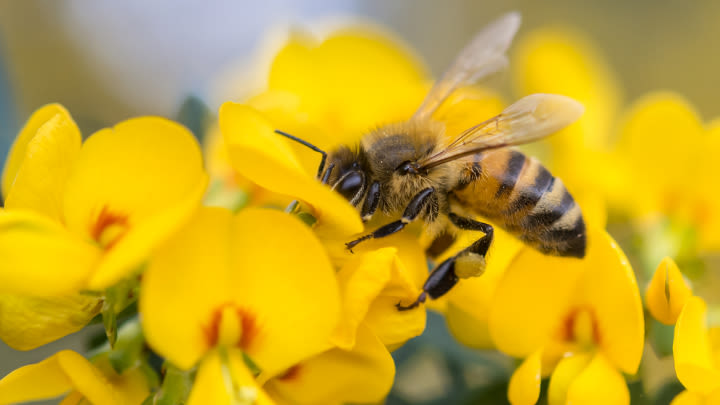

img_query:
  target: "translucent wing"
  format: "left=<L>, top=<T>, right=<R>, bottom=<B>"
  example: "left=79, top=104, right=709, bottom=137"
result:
left=412, top=12, right=521, bottom=121
left=417, top=94, right=585, bottom=169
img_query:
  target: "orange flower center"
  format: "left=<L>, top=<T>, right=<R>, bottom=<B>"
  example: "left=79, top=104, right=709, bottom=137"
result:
left=91, top=206, right=129, bottom=249
left=560, top=307, right=601, bottom=349
left=204, top=303, right=257, bottom=350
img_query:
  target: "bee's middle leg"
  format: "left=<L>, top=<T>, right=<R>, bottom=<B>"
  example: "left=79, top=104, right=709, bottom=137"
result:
left=346, top=187, right=435, bottom=251
left=396, top=213, right=493, bottom=311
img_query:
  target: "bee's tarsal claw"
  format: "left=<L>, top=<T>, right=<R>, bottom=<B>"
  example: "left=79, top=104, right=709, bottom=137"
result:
left=396, top=292, right=427, bottom=311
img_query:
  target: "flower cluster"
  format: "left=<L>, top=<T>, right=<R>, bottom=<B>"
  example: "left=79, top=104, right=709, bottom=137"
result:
left=0, top=17, right=718, bottom=405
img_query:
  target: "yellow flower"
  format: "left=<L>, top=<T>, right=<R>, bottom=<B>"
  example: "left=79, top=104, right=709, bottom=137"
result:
left=0, top=294, right=102, bottom=351
left=512, top=28, right=621, bottom=154
left=671, top=296, right=720, bottom=404
left=0, top=350, right=150, bottom=405
left=260, top=243, right=426, bottom=405
left=219, top=103, right=362, bottom=236
left=206, top=26, right=429, bottom=205
left=265, top=26, right=429, bottom=145
left=262, top=324, right=395, bottom=405
left=0, top=104, right=207, bottom=349
left=489, top=227, right=644, bottom=405
left=615, top=93, right=720, bottom=252
left=331, top=243, right=427, bottom=351
left=140, top=206, right=341, bottom=404
left=646, top=257, right=693, bottom=325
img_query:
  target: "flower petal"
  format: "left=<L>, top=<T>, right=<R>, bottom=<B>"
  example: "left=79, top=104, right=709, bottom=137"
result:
left=228, top=208, right=341, bottom=377
left=141, top=207, right=234, bottom=370
left=2, top=104, right=75, bottom=198
left=219, top=102, right=363, bottom=236
left=674, top=296, right=720, bottom=395
left=0, top=350, right=131, bottom=405
left=0, top=293, right=102, bottom=350
left=265, top=325, right=394, bottom=405
left=547, top=352, right=592, bottom=405
left=332, top=247, right=424, bottom=350
left=0, top=350, right=75, bottom=404
left=61, top=117, right=207, bottom=289
left=670, top=390, right=703, bottom=405
left=187, top=351, right=233, bottom=405
left=4, top=105, right=81, bottom=222
left=698, top=120, right=720, bottom=251
left=268, top=28, right=428, bottom=140
left=364, top=294, right=426, bottom=351
left=143, top=206, right=341, bottom=377
left=226, top=351, right=276, bottom=405
left=564, top=354, right=630, bottom=405
left=512, top=29, right=620, bottom=151
left=566, top=353, right=630, bottom=405
left=88, top=178, right=207, bottom=289
left=573, top=230, right=644, bottom=374
left=0, top=210, right=101, bottom=295
left=508, top=349, right=542, bottom=405
left=331, top=248, right=395, bottom=349
left=63, top=354, right=149, bottom=405
left=92, top=357, right=151, bottom=405
left=187, top=353, right=271, bottom=405
left=646, top=257, right=693, bottom=325
left=616, top=92, right=703, bottom=216
left=488, top=237, right=586, bottom=358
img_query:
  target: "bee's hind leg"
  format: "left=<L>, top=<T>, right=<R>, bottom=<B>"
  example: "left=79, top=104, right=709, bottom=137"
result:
left=396, top=213, right=493, bottom=311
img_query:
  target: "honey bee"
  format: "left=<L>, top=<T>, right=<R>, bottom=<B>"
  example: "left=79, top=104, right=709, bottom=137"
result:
left=278, top=12, right=586, bottom=310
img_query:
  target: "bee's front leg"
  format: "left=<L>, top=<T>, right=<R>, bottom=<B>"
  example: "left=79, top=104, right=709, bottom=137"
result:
left=345, top=187, right=435, bottom=252
left=360, top=181, right=381, bottom=223
left=397, top=213, right=493, bottom=311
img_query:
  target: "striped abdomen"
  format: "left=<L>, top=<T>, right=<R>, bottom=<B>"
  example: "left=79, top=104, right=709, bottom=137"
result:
left=451, top=149, right=586, bottom=258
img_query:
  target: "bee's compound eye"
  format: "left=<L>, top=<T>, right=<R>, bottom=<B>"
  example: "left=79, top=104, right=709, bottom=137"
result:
left=336, top=171, right=364, bottom=201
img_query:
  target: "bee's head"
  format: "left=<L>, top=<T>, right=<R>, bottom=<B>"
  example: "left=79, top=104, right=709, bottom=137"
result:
left=326, top=145, right=369, bottom=206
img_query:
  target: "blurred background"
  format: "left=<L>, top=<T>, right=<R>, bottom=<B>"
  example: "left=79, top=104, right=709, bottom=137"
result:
left=3, top=1, right=720, bottom=146
left=1, top=1, right=718, bottom=403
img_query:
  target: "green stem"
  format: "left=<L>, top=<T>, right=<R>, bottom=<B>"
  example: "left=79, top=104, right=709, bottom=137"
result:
left=152, top=363, right=194, bottom=405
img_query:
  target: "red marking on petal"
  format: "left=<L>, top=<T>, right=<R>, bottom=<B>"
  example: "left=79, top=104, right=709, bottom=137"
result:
left=90, top=205, right=129, bottom=249
left=560, top=307, right=602, bottom=346
left=204, top=305, right=225, bottom=348
left=237, top=308, right=258, bottom=351
left=277, top=364, right=302, bottom=381
left=202, top=303, right=258, bottom=351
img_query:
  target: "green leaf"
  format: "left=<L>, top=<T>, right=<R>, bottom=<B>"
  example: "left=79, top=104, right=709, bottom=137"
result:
left=102, top=277, right=141, bottom=348
left=152, top=363, right=194, bottom=405
left=653, top=381, right=685, bottom=405
left=648, top=317, right=675, bottom=358
left=175, top=95, right=213, bottom=144
left=628, top=380, right=652, bottom=405
left=108, top=318, right=145, bottom=374
left=102, top=297, right=118, bottom=348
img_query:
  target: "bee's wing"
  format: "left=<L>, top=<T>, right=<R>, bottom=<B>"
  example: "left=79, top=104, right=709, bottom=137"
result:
left=412, top=12, right=521, bottom=121
left=417, top=94, right=585, bottom=169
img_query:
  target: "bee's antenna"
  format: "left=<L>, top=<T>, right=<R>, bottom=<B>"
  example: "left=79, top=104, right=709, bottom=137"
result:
left=275, top=129, right=336, bottom=215
left=274, top=129, right=327, bottom=179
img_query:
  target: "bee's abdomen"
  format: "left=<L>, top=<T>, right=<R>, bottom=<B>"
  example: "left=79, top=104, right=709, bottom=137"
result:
left=452, top=150, right=586, bottom=258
